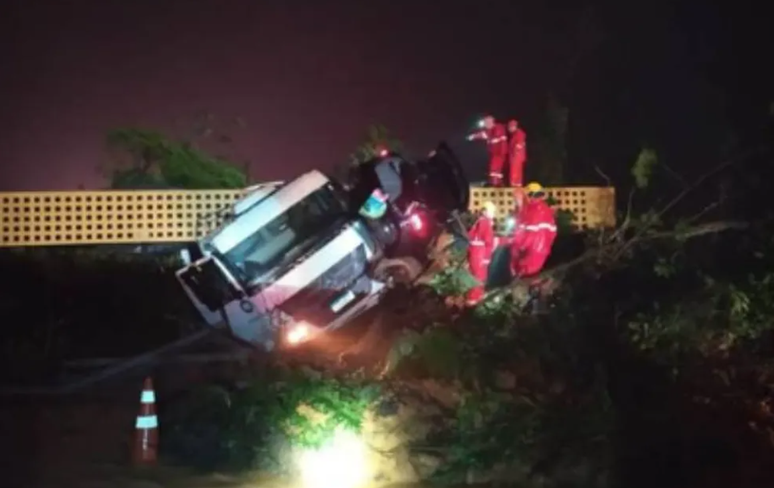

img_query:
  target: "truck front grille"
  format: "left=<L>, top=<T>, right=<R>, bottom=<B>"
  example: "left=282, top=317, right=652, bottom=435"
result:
left=279, top=245, right=368, bottom=324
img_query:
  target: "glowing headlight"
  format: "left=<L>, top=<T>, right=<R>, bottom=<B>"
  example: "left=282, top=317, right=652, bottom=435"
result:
left=297, top=429, right=369, bottom=488
left=286, top=322, right=311, bottom=345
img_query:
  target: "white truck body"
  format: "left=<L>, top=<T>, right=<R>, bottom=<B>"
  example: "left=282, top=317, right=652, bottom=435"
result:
left=175, top=170, right=387, bottom=351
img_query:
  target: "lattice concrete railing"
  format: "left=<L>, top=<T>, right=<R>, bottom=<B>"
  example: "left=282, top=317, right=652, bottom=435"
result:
left=469, top=186, right=616, bottom=230
left=0, top=186, right=616, bottom=247
left=0, top=190, right=244, bottom=247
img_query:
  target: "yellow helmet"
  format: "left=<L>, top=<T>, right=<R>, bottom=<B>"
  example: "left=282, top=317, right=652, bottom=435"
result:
left=482, top=201, right=497, bottom=215
left=525, top=182, right=545, bottom=197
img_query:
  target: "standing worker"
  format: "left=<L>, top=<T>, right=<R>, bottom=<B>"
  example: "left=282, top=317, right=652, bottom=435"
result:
left=510, top=183, right=557, bottom=278
left=466, top=201, right=497, bottom=306
left=507, top=120, right=527, bottom=187
left=467, top=115, right=509, bottom=186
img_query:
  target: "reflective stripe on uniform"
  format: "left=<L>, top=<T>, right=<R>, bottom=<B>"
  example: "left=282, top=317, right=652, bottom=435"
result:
left=470, top=240, right=484, bottom=246
left=489, top=172, right=502, bottom=177
left=135, top=415, right=158, bottom=430
left=140, top=390, right=156, bottom=404
left=523, top=223, right=557, bottom=232
left=488, top=137, right=507, bottom=144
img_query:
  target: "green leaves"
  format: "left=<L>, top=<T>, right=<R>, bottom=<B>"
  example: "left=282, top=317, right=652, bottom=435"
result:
left=428, top=246, right=479, bottom=296
left=631, top=146, right=658, bottom=189
left=162, top=369, right=381, bottom=473
left=348, top=124, right=404, bottom=166
left=104, top=128, right=248, bottom=189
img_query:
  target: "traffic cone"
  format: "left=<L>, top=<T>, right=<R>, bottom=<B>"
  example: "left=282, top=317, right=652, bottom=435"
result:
left=132, top=376, right=159, bottom=466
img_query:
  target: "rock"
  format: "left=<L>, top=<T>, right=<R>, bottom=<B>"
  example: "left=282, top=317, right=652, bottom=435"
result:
left=494, top=370, right=517, bottom=390
left=444, top=296, right=465, bottom=309
left=376, top=398, right=400, bottom=417
left=420, top=379, right=463, bottom=409
left=369, top=447, right=421, bottom=486
left=466, top=467, right=494, bottom=485
left=299, top=365, right=323, bottom=379
left=359, top=395, right=453, bottom=486
left=408, top=452, right=444, bottom=479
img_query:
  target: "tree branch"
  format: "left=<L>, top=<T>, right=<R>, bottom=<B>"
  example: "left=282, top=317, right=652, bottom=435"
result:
left=655, top=147, right=762, bottom=222
left=487, top=220, right=748, bottom=301
left=593, top=165, right=612, bottom=187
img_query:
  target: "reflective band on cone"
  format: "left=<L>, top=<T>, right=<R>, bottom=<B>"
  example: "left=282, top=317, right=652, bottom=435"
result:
left=133, top=376, right=159, bottom=466
left=135, top=415, right=159, bottom=429
left=140, top=390, right=155, bottom=404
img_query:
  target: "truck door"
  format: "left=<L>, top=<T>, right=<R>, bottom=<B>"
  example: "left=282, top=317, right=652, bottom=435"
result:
left=176, top=257, right=276, bottom=350
left=417, top=142, right=470, bottom=215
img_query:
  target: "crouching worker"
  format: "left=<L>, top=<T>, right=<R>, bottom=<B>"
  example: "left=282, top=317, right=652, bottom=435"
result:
left=466, top=201, right=497, bottom=306
left=510, top=182, right=557, bottom=279
left=359, top=188, right=389, bottom=220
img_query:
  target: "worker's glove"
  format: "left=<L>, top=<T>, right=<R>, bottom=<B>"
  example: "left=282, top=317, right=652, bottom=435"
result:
left=467, top=131, right=486, bottom=141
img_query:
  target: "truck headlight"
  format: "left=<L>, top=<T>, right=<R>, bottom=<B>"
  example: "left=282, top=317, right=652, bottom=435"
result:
left=286, top=321, right=313, bottom=345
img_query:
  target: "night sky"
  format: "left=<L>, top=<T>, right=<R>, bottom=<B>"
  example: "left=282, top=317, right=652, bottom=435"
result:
left=1, top=1, right=770, bottom=191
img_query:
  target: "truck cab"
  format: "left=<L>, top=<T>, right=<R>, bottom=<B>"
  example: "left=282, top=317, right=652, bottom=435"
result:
left=175, top=143, right=470, bottom=352
left=176, top=170, right=387, bottom=351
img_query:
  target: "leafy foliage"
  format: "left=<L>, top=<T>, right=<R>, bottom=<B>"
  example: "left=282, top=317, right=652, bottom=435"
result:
left=162, top=368, right=380, bottom=473
left=631, top=146, right=658, bottom=189
left=427, top=246, right=478, bottom=297
left=348, top=124, right=404, bottom=166
left=104, top=128, right=247, bottom=189
left=330, top=124, right=406, bottom=182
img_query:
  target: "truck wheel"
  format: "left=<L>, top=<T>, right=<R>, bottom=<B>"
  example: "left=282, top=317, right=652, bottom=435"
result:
left=374, top=257, right=423, bottom=285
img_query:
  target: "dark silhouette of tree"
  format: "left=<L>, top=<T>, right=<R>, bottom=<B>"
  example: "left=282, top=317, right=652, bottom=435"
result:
left=532, top=94, right=569, bottom=185
left=349, top=124, right=405, bottom=166
left=330, top=124, right=405, bottom=182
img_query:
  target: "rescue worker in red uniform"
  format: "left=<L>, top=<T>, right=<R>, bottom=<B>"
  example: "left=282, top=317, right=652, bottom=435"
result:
left=466, top=201, right=497, bottom=306
left=506, top=119, right=527, bottom=187
left=510, top=183, right=557, bottom=278
left=467, top=115, right=509, bottom=186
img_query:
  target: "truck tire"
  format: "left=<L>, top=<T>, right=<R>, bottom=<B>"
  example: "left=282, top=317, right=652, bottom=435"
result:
left=374, top=256, right=423, bottom=285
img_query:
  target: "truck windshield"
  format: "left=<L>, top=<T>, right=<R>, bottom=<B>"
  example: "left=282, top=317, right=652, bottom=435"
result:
left=221, top=185, right=348, bottom=286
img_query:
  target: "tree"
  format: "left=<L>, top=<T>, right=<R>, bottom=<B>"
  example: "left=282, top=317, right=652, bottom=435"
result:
left=329, top=124, right=406, bottom=182
left=176, top=111, right=253, bottom=179
left=349, top=124, right=405, bottom=166
left=102, top=128, right=248, bottom=189
left=531, top=94, right=569, bottom=185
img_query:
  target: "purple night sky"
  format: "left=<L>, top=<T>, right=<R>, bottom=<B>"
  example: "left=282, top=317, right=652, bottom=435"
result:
left=1, top=0, right=576, bottom=191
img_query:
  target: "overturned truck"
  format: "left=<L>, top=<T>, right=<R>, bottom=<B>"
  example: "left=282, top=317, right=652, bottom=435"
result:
left=176, top=143, right=470, bottom=351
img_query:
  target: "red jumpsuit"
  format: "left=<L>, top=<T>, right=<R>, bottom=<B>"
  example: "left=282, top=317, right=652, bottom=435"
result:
left=471, top=124, right=509, bottom=186
left=508, top=128, right=527, bottom=187
left=466, top=214, right=495, bottom=305
left=510, top=198, right=557, bottom=278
